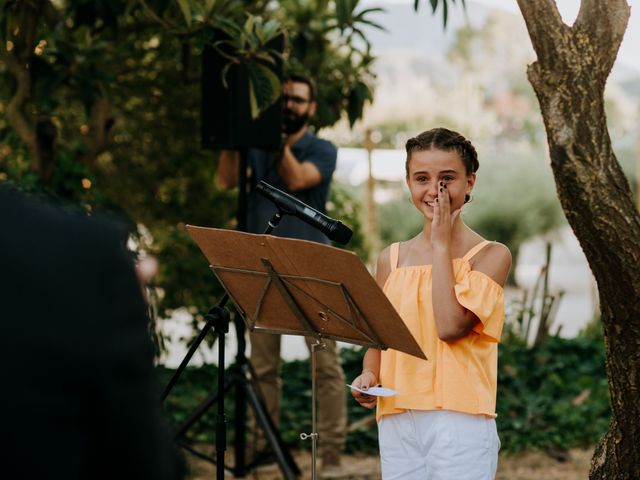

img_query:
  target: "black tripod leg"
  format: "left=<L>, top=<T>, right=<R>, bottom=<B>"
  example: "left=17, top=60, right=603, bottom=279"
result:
left=246, top=387, right=300, bottom=479
left=161, top=321, right=213, bottom=402
left=230, top=314, right=300, bottom=478
left=213, top=307, right=229, bottom=480
left=233, top=362, right=247, bottom=477
left=161, top=297, right=228, bottom=402
left=164, top=298, right=300, bottom=478
left=242, top=363, right=301, bottom=479
left=232, top=312, right=248, bottom=477
left=172, top=378, right=234, bottom=439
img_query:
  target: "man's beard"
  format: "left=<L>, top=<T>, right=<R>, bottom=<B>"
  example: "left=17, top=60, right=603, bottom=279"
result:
left=282, top=109, right=309, bottom=135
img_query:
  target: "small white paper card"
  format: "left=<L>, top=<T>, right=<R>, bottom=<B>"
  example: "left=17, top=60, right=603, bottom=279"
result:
left=347, top=384, right=399, bottom=397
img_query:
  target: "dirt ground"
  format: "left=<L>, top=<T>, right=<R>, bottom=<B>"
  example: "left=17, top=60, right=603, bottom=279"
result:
left=186, top=446, right=594, bottom=479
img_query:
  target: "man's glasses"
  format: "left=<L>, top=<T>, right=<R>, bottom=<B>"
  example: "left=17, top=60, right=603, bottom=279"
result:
left=281, top=94, right=310, bottom=105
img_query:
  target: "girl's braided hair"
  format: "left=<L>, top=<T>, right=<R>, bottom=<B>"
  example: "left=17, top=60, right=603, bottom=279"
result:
left=405, top=127, right=479, bottom=203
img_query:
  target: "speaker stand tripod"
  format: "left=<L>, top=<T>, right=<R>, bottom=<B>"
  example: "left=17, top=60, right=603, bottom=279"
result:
left=161, top=210, right=300, bottom=479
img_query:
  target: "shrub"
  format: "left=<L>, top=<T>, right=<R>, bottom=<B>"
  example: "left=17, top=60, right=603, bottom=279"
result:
left=157, top=325, right=610, bottom=456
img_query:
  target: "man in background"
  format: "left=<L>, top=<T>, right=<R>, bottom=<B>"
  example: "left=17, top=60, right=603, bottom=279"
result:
left=217, top=73, right=347, bottom=475
left=0, top=188, right=185, bottom=480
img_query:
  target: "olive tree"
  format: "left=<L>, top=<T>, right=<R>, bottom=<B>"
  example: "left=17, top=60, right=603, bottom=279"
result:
left=515, top=1, right=639, bottom=477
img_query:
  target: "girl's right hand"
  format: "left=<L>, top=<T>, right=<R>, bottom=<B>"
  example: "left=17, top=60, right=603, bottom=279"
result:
left=431, top=181, right=461, bottom=249
left=350, top=370, right=379, bottom=409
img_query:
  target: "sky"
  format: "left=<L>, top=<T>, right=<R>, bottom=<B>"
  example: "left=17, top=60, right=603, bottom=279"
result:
left=364, top=0, right=639, bottom=70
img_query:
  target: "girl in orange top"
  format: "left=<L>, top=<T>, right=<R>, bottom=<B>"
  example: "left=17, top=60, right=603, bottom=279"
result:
left=351, top=128, right=511, bottom=480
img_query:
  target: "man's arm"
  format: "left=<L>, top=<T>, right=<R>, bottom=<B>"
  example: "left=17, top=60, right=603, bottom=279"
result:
left=217, top=146, right=320, bottom=192
left=277, top=144, right=322, bottom=191
left=217, top=150, right=240, bottom=190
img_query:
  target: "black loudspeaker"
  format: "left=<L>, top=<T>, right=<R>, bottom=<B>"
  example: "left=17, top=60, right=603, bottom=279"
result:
left=201, top=31, right=284, bottom=151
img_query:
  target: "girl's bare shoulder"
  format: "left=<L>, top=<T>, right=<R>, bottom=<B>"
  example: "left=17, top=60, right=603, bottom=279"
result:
left=471, top=241, right=512, bottom=286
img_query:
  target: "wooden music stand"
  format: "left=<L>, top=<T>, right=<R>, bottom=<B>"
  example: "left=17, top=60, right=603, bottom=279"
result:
left=187, top=225, right=426, bottom=479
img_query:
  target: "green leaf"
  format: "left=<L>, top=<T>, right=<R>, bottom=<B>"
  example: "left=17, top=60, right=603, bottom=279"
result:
left=240, top=15, right=259, bottom=50
left=335, top=0, right=352, bottom=29
left=354, top=7, right=386, bottom=20
left=254, top=24, right=265, bottom=44
left=220, top=62, right=232, bottom=89
left=246, top=62, right=281, bottom=119
left=347, top=81, right=370, bottom=126
left=442, top=0, right=448, bottom=27
left=176, top=0, right=192, bottom=27
left=357, top=7, right=386, bottom=15
left=252, top=51, right=276, bottom=65
left=356, top=19, right=386, bottom=32
left=244, top=14, right=256, bottom=38
left=248, top=79, right=259, bottom=120
left=205, top=0, right=216, bottom=15
left=352, top=28, right=372, bottom=48
left=261, top=19, right=281, bottom=42
left=215, top=16, right=243, bottom=35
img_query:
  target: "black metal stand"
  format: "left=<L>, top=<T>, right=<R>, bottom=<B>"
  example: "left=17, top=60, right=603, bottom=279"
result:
left=161, top=210, right=300, bottom=479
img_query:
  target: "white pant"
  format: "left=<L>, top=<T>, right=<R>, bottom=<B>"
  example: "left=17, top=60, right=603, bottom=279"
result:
left=378, top=410, right=500, bottom=480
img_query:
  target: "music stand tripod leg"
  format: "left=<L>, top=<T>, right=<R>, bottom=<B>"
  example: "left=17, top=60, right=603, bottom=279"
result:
left=241, top=366, right=299, bottom=479
left=163, top=304, right=234, bottom=479
left=300, top=338, right=326, bottom=480
left=208, top=306, right=230, bottom=480
left=161, top=297, right=229, bottom=402
left=230, top=314, right=301, bottom=479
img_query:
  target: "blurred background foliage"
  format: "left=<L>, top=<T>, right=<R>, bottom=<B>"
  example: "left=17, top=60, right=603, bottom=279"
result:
left=0, top=0, right=409, bottom=324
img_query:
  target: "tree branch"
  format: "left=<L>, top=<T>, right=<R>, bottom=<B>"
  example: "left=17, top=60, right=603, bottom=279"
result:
left=82, top=98, right=114, bottom=166
left=516, top=0, right=570, bottom=67
left=138, top=0, right=176, bottom=31
left=1, top=0, right=60, bottom=179
left=574, top=0, right=630, bottom=77
left=0, top=48, right=38, bottom=170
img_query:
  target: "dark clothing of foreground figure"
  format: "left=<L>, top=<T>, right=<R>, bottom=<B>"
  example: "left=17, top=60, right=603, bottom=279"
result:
left=0, top=188, right=185, bottom=480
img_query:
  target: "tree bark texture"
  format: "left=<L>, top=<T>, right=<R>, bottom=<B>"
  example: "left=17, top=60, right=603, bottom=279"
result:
left=516, top=1, right=640, bottom=478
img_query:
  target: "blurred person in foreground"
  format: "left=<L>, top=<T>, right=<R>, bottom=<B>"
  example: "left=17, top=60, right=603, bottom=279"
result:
left=217, top=73, right=347, bottom=476
left=0, top=187, right=185, bottom=480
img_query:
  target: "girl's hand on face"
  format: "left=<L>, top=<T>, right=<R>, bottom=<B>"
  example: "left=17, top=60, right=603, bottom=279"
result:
left=431, top=181, right=461, bottom=248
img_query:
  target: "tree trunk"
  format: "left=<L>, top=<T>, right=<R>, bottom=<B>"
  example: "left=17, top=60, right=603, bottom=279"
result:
left=1, top=1, right=42, bottom=176
left=515, top=1, right=640, bottom=478
left=81, top=98, right=114, bottom=167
